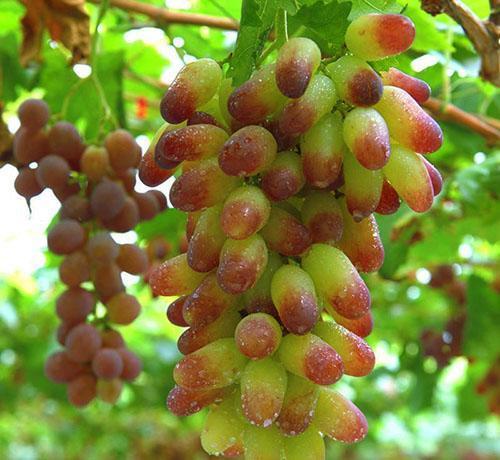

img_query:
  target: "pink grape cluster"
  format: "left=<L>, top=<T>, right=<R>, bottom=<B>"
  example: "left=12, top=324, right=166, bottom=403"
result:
left=12, top=99, right=168, bottom=406
left=140, top=13, right=443, bottom=458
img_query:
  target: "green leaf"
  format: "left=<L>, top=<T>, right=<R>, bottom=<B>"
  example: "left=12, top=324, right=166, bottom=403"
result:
left=340, top=0, right=401, bottom=19
left=0, top=34, right=28, bottom=102
left=135, top=208, right=187, bottom=246
left=457, top=360, right=490, bottom=421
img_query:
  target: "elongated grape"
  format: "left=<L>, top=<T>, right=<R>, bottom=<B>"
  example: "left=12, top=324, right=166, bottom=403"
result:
left=383, top=144, right=434, bottom=212
left=219, top=126, right=277, bottom=177
left=262, top=119, right=299, bottom=152
left=160, top=58, right=222, bottom=123
left=278, top=74, right=337, bottom=138
left=343, top=108, right=390, bottom=169
left=302, top=191, right=343, bottom=243
left=302, top=244, right=371, bottom=319
left=276, top=374, right=319, bottom=436
left=331, top=310, right=374, bottom=338
left=167, top=385, right=225, bottom=416
left=343, top=149, right=383, bottom=221
left=235, top=313, right=282, bottom=360
left=174, top=338, right=248, bottom=390
left=138, top=145, right=175, bottom=187
left=328, top=56, right=383, bottom=106
left=241, top=358, right=287, bottom=426
left=375, top=179, right=401, bottom=215
left=275, top=37, right=321, bottom=98
left=381, top=67, right=431, bottom=103
left=166, top=296, right=189, bottom=327
left=14, top=167, right=44, bottom=199
left=279, top=333, right=344, bottom=385
left=261, top=151, right=305, bottom=201
left=271, top=265, right=319, bottom=335
left=375, top=86, right=442, bottom=153
left=228, top=64, right=285, bottom=124
left=422, top=156, right=443, bottom=196
left=313, top=388, right=368, bottom=443
left=345, top=14, right=415, bottom=61
left=187, top=111, right=224, bottom=128
left=284, top=428, right=325, bottom=460
left=244, top=425, right=284, bottom=460
left=170, top=157, right=240, bottom=211
left=221, top=185, right=271, bottom=240
left=149, top=253, right=205, bottom=296
left=260, top=207, right=312, bottom=257
left=217, top=234, right=268, bottom=295
left=314, top=321, right=375, bottom=376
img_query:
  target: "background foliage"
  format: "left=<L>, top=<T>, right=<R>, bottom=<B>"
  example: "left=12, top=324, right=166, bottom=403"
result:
left=0, top=0, right=499, bottom=459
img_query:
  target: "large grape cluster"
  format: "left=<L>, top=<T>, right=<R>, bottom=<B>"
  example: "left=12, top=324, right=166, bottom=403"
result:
left=142, top=13, right=443, bottom=458
left=13, top=99, right=167, bottom=406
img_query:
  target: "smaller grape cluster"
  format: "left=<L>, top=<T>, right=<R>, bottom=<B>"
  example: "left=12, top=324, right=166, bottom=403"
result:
left=12, top=99, right=166, bottom=406
left=476, top=357, right=500, bottom=416
left=140, top=12, right=444, bottom=458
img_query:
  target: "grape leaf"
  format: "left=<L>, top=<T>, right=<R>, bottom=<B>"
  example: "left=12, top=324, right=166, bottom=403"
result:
left=0, top=34, right=28, bottom=103
left=340, top=0, right=401, bottom=19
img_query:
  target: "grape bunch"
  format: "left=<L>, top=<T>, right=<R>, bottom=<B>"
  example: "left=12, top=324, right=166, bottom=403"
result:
left=141, top=13, right=443, bottom=458
left=12, top=99, right=167, bottom=406
left=476, top=357, right=500, bottom=416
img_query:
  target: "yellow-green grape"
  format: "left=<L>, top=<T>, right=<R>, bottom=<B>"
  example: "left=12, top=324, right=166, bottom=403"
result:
left=301, top=191, right=343, bottom=243
left=284, top=427, right=326, bottom=460
left=244, top=424, right=285, bottom=460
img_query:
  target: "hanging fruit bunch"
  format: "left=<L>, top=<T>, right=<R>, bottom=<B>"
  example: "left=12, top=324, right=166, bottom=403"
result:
left=13, top=99, right=168, bottom=407
left=140, top=12, right=443, bottom=458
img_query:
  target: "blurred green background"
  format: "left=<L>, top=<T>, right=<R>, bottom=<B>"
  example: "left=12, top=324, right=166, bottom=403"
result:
left=0, top=0, right=499, bottom=459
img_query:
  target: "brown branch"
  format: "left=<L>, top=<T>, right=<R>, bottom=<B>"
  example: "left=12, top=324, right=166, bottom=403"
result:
left=421, top=0, right=499, bottom=86
left=423, top=97, right=500, bottom=145
left=87, top=0, right=239, bottom=31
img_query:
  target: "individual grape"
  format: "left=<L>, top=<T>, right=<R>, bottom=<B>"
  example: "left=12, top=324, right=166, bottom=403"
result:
left=149, top=189, right=168, bottom=211
left=36, top=155, right=70, bottom=189
left=375, top=179, right=401, bottom=215
left=218, top=125, right=277, bottom=177
left=330, top=309, right=374, bottom=338
left=260, top=207, right=311, bottom=257
left=149, top=253, right=205, bottom=296
left=115, top=168, right=137, bottom=193
left=56, top=322, right=73, bottom=346
left=59, top=251, right=91, bottom=287
left=374, top=86, right=443, bottom=153
left=279, top=333, right=344, bottom=385
left=345, top=14, right=415, bottom=61
left=92, top=263, right=125, bottom=302
left=102, top=196, right=140, bottom=233
left=221, top=185, right=271, bottom=240
left=177, top=308, right=240, bottom=355
left=106, top=292, right=141, bottom=325
left=173, top=338, right=248, bottom=390
left=300, top=113, right=344, bottom=188
left=86, top=231, right=119, bottom=265
left=97, top=378, right=123, bottom=404
left=187, top=205, right=226, bottom=272
left=336, top=197, right=384, bottom=273
left=67, top=374, right=97, bottom=407
left=271, top=264, right=319, bottom=335
left=104, top=129, right=141, bottom=172
left=343, top=108, right=390, bottom=170
left=313, top=321, right=375, bottom=376
left=422, top=156, right=443, bottom=196
left=160, top=58, right=222, bottom=123
left=276, top=374, right=319, bottom=436
left=45, top=351, right=85, bottom=383
left=14, top=167, right=44, bottom=199
left=234, top=313, right=282, bottom=360
left=156, top=124, right=228, bottom=163
left=301, top=191, right=343, bottom=243
left=133, top=191, right=160, bottom=221
left=170, top=157, right=240, bottom=211
left=18, top=98, right=50, bottom=130
left=47, top=219, right=86, bottom=255
left=201, top=392, right=245, bottom=457
left=217, top=234, right=268, bottom=295
left=302, top=244, right=371, bottom=319
left=327, top=56, right=383, bottom=106
left=56, top=287, right=95, bottom=326
left=275, top=37, right=321, bottom=98
left=383, top=144, right=434, bottom=212
left=284, top=427, right=325, bottom=460
left=117, top=348, right=142, bottom=380
left=92, top=348, right=124, bottom=379
left=261, top=151, right=305, bottom=201
left=241, top=358, right=287, bottom=426
left=228, top=64, right=285, bottom=125
left=90, top=179, right=126, bottom=221
left=313, top=388, right=368, bottom=443
left=48, top=121, right=85, bottom=163
left=381, top=67, right=431, bottom=103
left=166, top=296, right=189, bottom=327
left=343, top=149, right=383, bottom=221
left=167, top=385, right=226, bottom=416
left=101, top=329, right=125, bottom=348
left=52, top=181, right=80, bottom=203
left=60, top=195, right=92, bottom=222
left=278, top=74, right=337, bottom=138
left=13, top=128, right=49, bottom=164
left=116, top=244, right=148, bottom=275
left=80, top=145, right=110, bottom=182
left=65, top=323, right=102, bottom=363
left=138, top=143, right=175, bottom=187
left=244, top=424, right=284, bottom=460
left=187, top=111, right=224, bottom=128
